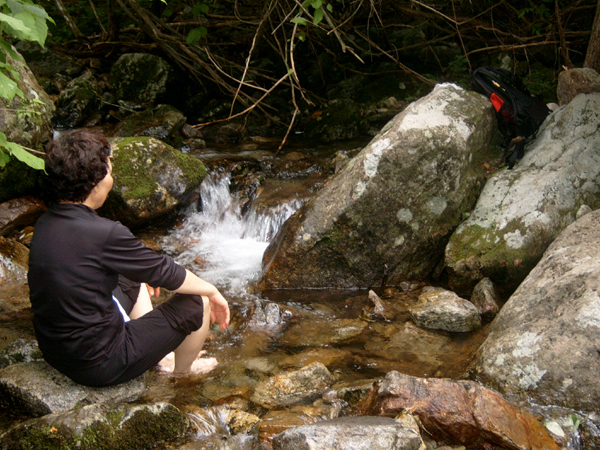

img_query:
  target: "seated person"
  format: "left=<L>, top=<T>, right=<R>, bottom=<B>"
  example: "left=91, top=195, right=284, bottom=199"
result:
left=28, top=129, right=229, bottom=387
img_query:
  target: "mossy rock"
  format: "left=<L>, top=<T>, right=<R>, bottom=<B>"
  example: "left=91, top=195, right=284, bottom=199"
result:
left=99, top=136, right=206, bottom=226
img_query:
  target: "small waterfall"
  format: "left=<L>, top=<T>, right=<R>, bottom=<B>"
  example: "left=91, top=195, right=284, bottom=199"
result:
left=163, top=172, right=303, bottom=296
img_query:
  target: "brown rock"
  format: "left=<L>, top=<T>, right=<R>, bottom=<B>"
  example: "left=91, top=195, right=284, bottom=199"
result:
left=557, top=68, right=600, bottom=106
left=362, top=372, right=560, bottom=450
left=0, top=197, right=46, bottom=237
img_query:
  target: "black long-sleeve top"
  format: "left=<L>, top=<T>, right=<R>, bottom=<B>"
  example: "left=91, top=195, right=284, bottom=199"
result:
left=28, top=203, right=186, bottom=371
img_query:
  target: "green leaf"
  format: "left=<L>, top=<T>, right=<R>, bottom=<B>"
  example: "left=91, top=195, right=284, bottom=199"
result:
left=0, top=12, right=29, bottom=37
left=0, top=71, right=23, bottom=102
left=186, top=26, right=207, bottom=45
left=0, top=38, right=24, bottom=62
left=312, top=0, right=323, bottom=9
left=2, top=140, right=45, bottom=170
left=0, top=150, right=10, bottom=168
left=327, top=3, right=333, bottom=12
left=313, top=8, right=324, bottom=25
left=291, top=17, right=307, bottom=26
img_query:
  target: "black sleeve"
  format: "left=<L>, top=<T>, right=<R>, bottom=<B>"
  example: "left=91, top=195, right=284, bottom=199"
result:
left=101, top=221, right=187, bottom=290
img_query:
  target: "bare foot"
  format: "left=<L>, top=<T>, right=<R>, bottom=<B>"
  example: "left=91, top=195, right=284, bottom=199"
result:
left=157, top=352, right=175, bottom=373
left=189, top=357, right=219, bottom=375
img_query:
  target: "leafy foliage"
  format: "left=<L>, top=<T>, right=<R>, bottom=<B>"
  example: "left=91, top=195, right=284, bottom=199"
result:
left=0, top=0, right=53, bottom=170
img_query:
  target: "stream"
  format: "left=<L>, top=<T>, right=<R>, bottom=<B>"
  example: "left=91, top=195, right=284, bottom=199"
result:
left=138, top=145, right=490, bottom=448
left=0, top=142, right=490, bottom=448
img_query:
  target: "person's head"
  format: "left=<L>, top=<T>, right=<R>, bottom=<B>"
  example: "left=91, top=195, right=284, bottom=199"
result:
left=45, top=130, right=112, bottom=204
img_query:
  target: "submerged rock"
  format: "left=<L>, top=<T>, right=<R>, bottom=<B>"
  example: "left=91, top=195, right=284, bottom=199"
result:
left=363, top=371, right=560, bottom=450
left=272, top=415, right=424, bottom=450
left=468, top=209, right=600, bottom=413
left=259, top=83, right=500, bottom=289
left=250, top=362, right=332, bottom=408
left=445, top=93, right=600, bottom=295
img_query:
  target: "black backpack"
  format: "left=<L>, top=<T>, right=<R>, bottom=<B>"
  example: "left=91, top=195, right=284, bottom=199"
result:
left=470, top=66, right=550, bottom=169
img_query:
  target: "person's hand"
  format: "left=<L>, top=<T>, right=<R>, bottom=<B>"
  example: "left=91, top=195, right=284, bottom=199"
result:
left=146, top=285, right=161, bottom=298
left=208, top=290, right=230, bottom=331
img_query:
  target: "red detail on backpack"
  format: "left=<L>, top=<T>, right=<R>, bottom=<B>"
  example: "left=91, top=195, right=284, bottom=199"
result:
left=490, top=93, right=504, bottom=112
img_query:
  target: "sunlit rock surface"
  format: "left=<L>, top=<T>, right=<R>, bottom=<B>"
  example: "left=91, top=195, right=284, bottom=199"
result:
left=363, top=371, right=560, bottom=450
left=272, top=416, right=424, bottom=450
left=0, top=360, right=146, bottom=417
left=259, top=83, right=500, bottom=289
left=408, top=287, right=481, bottom=332
left=445, top=93, right=600, bottom=295
left=99, top=136, right=206, bottom=226
left=469, top=209, right=600, bottom=412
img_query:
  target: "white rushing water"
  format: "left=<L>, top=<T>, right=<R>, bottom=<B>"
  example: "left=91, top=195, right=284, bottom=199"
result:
left=163, top=172, right=303, bottom=297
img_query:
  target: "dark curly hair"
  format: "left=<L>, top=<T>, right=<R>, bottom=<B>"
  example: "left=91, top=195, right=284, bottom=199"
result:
left=45, top=130, right=111, bottom=203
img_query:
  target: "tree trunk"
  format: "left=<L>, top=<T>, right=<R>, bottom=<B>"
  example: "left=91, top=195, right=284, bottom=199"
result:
left=584, top=0, right=600, bottom=71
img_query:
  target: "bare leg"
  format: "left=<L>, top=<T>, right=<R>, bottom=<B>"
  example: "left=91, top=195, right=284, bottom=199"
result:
left=173, top=295, right=216, bottom=374
left=129, top=283, right=153, bottom=319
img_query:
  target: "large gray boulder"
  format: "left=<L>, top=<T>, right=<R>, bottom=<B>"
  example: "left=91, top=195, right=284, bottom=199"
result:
left=468, top=208, right=600, bottom=413
left=259, top=83, right=501, bottom=289
left=99, top=137, right=206, bottom=226
left=445, top=92, right=600, bottom=295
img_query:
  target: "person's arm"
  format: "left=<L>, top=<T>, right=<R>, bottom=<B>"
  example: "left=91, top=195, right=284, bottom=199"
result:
left=174, top=269, right=230, bottom=330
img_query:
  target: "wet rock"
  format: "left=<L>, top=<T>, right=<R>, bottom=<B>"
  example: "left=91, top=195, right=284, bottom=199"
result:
left=367, top=290, right=387, bottom=320
left=408, top=287, right=481, bottom=333
left=0, top=253, right=27, bottom=283
left=53, top=70, right=101, bottom=129
left=250, top=362, right=332, bottom=408
left=112, top=104, right=187, bottom=140
left=0, top=361, right=147, bottom=418
left=445, top=92, right=600, bottom=295
left=0, top=402, right=188, bottom=450
left=363, top=371, right=560, bottom=450
left=470, top=277, right=500, bottom=320
left=258, top=408, right=318, bottom=444
left=99, top=136, right=206, bottom=226
left=259, top=83, right=500, bottom=289
left=0, top=196, right=46, bottom=236
left=109, top=53, right=172, bottom=108
left=0, top=236, right=29, bottom=271
left=468, top=209, right=600, bottom=413
left=557, top=68, right=600, bottom=106
left=364, top=321, right=451, bottom=372
left=279, top=318, right=367, bottom=347
left=330, top=379, right=378, bottom=407
left=0, top=339, right=42, bottom=369
left=279, top=348, right=351, bottom=370
left=247, top=301, right=292, bottom=331
left=0, top=45, right=54, bottom=150
left=273, top=415, right=424, bottom=450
